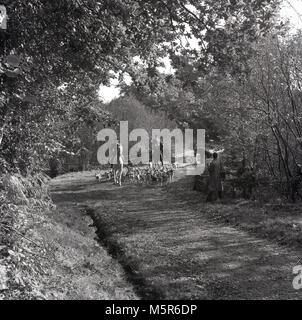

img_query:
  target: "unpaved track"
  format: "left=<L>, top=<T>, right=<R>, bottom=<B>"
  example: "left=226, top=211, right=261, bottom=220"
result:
left=51, top=171, right=302, bottom=300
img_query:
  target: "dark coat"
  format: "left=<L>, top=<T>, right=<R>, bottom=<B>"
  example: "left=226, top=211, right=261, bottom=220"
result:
left=208, top=159, right=222, bottom=193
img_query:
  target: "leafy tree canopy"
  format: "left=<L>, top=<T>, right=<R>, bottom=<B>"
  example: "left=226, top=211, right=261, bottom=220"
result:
left=0, top=0, right=282, bottom=171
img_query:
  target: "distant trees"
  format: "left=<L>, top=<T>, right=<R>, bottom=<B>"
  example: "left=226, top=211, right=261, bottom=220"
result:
left=126, top=30, right=302, bottom=199
left=107, top=95, right=176, bottom=133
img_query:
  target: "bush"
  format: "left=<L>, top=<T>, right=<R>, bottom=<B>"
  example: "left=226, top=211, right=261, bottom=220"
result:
left=0, top=173, right=54, bottom=299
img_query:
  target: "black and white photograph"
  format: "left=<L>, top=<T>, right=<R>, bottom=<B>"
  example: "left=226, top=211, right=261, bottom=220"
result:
left=1, top=0, right=302, bottom=305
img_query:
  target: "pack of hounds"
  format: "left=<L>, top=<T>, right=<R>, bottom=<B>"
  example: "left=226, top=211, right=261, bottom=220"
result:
left=95, top=163, right=178, bottom=186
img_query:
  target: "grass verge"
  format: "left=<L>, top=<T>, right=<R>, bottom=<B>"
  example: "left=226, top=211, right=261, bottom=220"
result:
left=0, top=172, right=137, bottom=300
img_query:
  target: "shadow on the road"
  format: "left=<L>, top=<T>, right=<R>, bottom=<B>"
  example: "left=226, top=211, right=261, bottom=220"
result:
left=50, top=172, right=300, bottom=300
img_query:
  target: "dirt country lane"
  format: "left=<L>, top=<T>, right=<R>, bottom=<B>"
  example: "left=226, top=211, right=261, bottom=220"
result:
left=51, top=170, right=302, bottom=300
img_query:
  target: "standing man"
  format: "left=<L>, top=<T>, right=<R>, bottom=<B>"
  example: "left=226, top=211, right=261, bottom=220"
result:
left=160, top=140, right=164, bottom=166
left=0, top=124, right=5, bottom=146
left=206, top=152, right=223, bottom=202
left=113, top=141, right=124, bottom=186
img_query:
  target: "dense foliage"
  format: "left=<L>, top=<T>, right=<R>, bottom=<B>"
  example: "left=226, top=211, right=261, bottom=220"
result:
left=125, top=31, right=302, bottom=200
left=0, top=0, right=281, bottom=174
